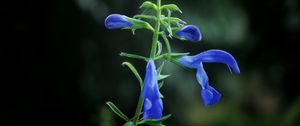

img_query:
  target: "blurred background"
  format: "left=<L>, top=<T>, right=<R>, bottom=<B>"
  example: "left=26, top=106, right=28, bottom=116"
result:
left=4, top=0, right=300, bottom=126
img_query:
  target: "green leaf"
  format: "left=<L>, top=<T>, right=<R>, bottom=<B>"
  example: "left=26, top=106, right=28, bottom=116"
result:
left=133, top=14, right=157, bottom=21
left=155, top=52, right=189, bottom=60
left=161, top=4, right=182, bottom=13
left=122, top=62, right=144, bottom=90
left=106, top=101, right=130, bottom=121
left=160, top=33, right=172, bottom=61
left=159, top=81, right=165, bottom=98
left=157, top=53, right=190, bottom=66
left=166, top=10, right=173, bottom=38
left=156, top=62, right=170, bottom=81
left=157, top=62, right=165, bottom=74
left=169, top=52, right=190, bottom=57
left=160, top=20, right=169, bottom=31
left=120, top=52, right=148, bottom=61
left=140, top=1, right=157, bottom=10
left=170, top=27, right=182, bottom=34
left=160, top=92, right=164, bottom=99
left=138, top=114, right=172, bottom=126
left=123, top=122, right=134, bottom=126
left=156, top=41, right=162, bottom=56
left=158, top=74, right=170, bottom=80
left=158, top=81, right=164, bottom=89
left=162, top=17, right=187, bottom=26
left=160, top=17, right=187, bottom=37
left=124, top=17, right=154, bottom=31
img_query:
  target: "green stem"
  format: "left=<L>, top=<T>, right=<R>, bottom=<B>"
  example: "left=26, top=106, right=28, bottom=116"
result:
left=154, top=53, right=168, bottom=60
left=133, top=0, right=161, bottom=125
left=133, top=95, right=144, bottom=125
left=150, top=0, right=162, bottom=59
left=161, top=33, right=172, bottom=60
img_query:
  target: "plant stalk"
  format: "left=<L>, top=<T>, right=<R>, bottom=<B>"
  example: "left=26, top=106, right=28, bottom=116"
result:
left=133, top=0, right=162, bottom=125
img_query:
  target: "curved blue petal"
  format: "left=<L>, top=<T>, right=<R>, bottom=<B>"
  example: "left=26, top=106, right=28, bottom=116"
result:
left=178, top=49, right=240, bottom=74
left=142, top=59, right=163, bottom=120
left=201, top=86, right=222, bottom=108
left=104, top=14, right=133, bottom=29
left=175, top=25, right=202, bottom=42
left=196, top=63, right=209, bottom=89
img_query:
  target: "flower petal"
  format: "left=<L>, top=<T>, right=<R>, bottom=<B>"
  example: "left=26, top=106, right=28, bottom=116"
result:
left=175, top=25, right=202, bottom=42
left=144, top=98, right=152, bottom=110
left=179, top=49, right=240, bottom=74
left=201, top=85, right=222, bottom=108
left=142, top=59, right=163, bottom=120
left=147, top=99, right=163, bottom=119
left=196, top=63, right=209, bottom=89
left=104, top=14, right=133, bottom=29
left=196, top=63, right=222, bottom=107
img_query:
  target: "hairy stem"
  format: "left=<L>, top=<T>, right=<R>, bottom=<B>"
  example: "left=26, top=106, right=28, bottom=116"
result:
left=150, top=0, right=162, bottom=59
left=133, top=95, right=144, bottom=126
left=133, top=1, right=162, bottom=125
left=161, top=33, right=172, bottom=60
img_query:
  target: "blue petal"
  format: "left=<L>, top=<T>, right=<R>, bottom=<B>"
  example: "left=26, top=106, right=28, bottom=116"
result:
left=175, top=25, right=202, bottom=42
left=143, top=99, right=163, bottom=119
left=142, top=59, right=163, bottom=120
left=201, top=85, right=222, bottom=108
left=104, top=14, right=133, bottom=29
left=179, top=49, right=240, bottom=74
left=196, top=63, right=209, bottom=89
left=196, top=63, right=221, bottom=107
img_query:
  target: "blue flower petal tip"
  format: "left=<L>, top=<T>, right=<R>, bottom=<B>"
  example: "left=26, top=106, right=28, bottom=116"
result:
left=104, top=14, right=133, bottom=29
left=201, top=86, right=222, bottom=108
left=178, top=49, right=240, bottom=75
left=142, top=59, right=163, bottom=120
left=200, top=50, right=240, bottom=74
left=175, top=25, right=202, bottom=42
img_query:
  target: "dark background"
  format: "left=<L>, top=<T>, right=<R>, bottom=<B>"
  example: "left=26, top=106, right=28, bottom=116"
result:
left=4, top=0, right=300, bottom=126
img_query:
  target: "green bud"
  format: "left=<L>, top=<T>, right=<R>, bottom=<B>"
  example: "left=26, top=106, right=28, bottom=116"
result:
left=161, top=4, right=183, bottom=13
left=140, top=1, right=157, bottom=10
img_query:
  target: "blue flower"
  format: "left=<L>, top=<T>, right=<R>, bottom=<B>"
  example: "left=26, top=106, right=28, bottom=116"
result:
left=179, top=49, right=240, bottom=107
left=175, top=25, right=202, bottom=42
left=142, top=59, right=163, bottom=119
left=105, top=14, right=133, bottom=29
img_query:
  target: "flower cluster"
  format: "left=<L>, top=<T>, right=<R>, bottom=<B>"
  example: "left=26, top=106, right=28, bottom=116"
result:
left=104, top=0, right=240, bottom=125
